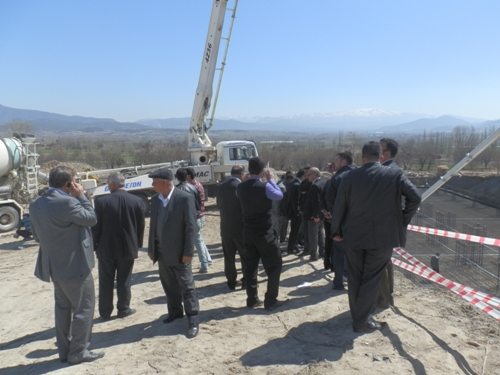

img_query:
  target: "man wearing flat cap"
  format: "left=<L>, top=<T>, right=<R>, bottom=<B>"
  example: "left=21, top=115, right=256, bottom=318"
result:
left=147, top=167, right=200, bottom=339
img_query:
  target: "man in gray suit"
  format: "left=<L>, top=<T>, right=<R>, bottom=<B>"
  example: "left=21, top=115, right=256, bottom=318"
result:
left=147, top=167, right=200, bottom=339
left=30, top=166, right=104, bottom=365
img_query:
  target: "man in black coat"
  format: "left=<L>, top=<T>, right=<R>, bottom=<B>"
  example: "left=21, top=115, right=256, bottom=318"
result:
left=216, top=165, right=247, bottom=290
left=324, top=152, right=355, bottom=287
left=148, top=167, right=199, bottom=339
left=285, top=169, right=304, bottom=255
left=237, top=157, right=284, bottom=311
left=175, top=168, right=209, bottom=273
left=332, top=142, right=421, bottom=332
left=380, top=137, right=399, bottom=169
left=92, top=172, right=145, bottom=320
left=302, top=167, right=326, bottom=261
left=378, top=137, right=401, bottom=307
left=297, top=166, right=311, bottom=255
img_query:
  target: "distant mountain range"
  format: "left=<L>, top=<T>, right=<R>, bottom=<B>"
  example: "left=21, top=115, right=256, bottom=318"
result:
left=1, top=104, right=498, bottom=135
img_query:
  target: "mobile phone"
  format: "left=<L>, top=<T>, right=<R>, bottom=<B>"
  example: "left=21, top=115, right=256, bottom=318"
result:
left=66, top=182, right=71, bottom=189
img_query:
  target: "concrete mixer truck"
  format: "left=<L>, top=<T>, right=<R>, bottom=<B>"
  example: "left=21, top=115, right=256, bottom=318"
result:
left=0, top=133, right=44, bottom=232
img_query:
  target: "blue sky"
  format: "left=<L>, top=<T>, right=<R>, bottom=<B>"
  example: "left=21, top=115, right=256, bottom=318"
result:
left=1, top=0, right=499, bottom=122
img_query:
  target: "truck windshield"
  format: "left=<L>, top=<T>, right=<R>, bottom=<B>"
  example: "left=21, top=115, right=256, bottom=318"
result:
left=229, top=146, right=257, bottom=161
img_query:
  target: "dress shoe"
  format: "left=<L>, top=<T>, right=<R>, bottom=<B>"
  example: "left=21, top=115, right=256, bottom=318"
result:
left=117, top=308, right=136, bottom=318
left=186, top=323, right=199, bottom=339
left=162, top=314, right=184, bottom=324
left=265, top=300, right=286, bottom=312
left=68, top=351, right=105, bottom=365
left=353, top=320, right=385, bottom=333
left=297, top=251, right=311, bottom=257
left=247, top=299, right=263, bottom=308
left=227, top=282, right=237, bottom=290
left=332, top=285, right=346, bottom=291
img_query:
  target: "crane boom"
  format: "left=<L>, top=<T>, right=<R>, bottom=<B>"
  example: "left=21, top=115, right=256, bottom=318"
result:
left=188, top=0, right=230, bottom=165
left=421, top=127, right=500, bottom=201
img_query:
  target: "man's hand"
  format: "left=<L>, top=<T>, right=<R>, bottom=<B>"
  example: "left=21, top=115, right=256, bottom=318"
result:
left=68, top=181, right=85, bottom=197
left=182, top=256, right=192, bottom=263
left=148, top=252, right=154, bottom=261
left=313, top=217, right=321, bottom=223
left=264, top=169, right=274, bottom=181
left=333, top=235, right=343, bottom=242
left=322, top=210, right=332, bottom=220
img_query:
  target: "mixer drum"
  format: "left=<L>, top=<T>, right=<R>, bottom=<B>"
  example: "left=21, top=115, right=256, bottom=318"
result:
left=0, top=137, right=23, bottom=177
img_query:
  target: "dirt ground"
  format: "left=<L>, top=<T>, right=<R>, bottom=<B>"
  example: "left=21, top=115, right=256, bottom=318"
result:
left=1, top=198, right=499, bottom=375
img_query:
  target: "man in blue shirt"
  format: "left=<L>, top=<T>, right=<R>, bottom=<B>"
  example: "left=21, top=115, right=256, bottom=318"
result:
left=15, top=213, right=33, bottom=241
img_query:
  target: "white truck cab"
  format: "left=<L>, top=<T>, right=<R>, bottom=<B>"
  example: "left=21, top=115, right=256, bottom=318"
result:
left=215, top=140, right=258, bottom=165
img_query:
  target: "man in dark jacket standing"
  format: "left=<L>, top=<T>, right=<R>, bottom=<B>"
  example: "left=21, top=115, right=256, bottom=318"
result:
left=332, top=142, right=421, bottom=332
left=237, top=157, right=284, bottom=311
left=148, top=167, right=199, bottom=339
left=92, top=172, right=145, bottom=320
left=216, top=165, right=247, bottom=290
left=175, top=168, right=209, bottom=273
left=324, top=152, right=355, bottom=288
left=303, top=167, right=326, bottom=261
left=377, top=138, right=401, bottom=307
left=286, top=170, right=304, bottom=255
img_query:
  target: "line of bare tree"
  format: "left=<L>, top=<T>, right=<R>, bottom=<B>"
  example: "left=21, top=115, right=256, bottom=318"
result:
left=2, top=120, right=500, bottom=174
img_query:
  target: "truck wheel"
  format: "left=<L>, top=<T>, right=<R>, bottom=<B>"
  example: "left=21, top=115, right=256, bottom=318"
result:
left=0, top=206, right=20, bottom=232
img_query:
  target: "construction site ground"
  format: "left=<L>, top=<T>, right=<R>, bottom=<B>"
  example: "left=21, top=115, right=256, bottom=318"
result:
left=1, top=198, right=500, bottom=375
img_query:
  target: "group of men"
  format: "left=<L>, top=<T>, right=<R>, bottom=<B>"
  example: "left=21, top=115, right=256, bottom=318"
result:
left=30, top=137, right=421, bottom=365
left=217, top=138, right=421, bottom=333
left=30, top=166, right=204, bottom=365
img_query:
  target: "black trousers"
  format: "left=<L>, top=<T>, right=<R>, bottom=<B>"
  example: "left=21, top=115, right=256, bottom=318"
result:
left=16, top=229, right=32, bottom=239
left=158, top=253, right=199, bottom=324
left=301, top=213, right=310, bottom=252
left=324, top=220, right=333, bottom=270
left=243, top=229, right=282, bottom=309
left=278, top=216, right=288, bottom=242
left=345, top=247, right=393, bottom=329
left=222, top=235, right=247, bottom=288
left=287, top=214, right=302, bottom=252
left=332, top=240, right=347, bottom=288
left=98, top=258, right=134, bottom=319
left=377, top=262, right=394, bottom=307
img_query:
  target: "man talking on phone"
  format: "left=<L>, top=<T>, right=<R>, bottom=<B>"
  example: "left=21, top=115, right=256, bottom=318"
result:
left=236, top=157, right=284, bottom=311
left=30, top=165, right=104, bottom=365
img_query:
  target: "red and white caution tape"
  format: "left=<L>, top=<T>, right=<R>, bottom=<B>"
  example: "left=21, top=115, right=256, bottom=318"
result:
left=407, top=224, right=500, bottom=247
left=393, top=247, right=500, bottom=308
left=391, top=256, right=500, bottom=322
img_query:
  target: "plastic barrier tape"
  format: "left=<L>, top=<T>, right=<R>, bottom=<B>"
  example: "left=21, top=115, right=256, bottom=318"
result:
left=407, top=225, right=500, bottom=247
left=391, top=256, right=500, bottom=322
left=393, top=247, right=500, bottom=309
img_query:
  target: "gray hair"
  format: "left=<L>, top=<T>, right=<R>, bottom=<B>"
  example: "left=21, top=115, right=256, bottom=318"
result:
left=48, top=165, right=75, bottom=188
left=309, top=167, right=321, bottom=177
left=107, top=172, right=125, bottom=188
